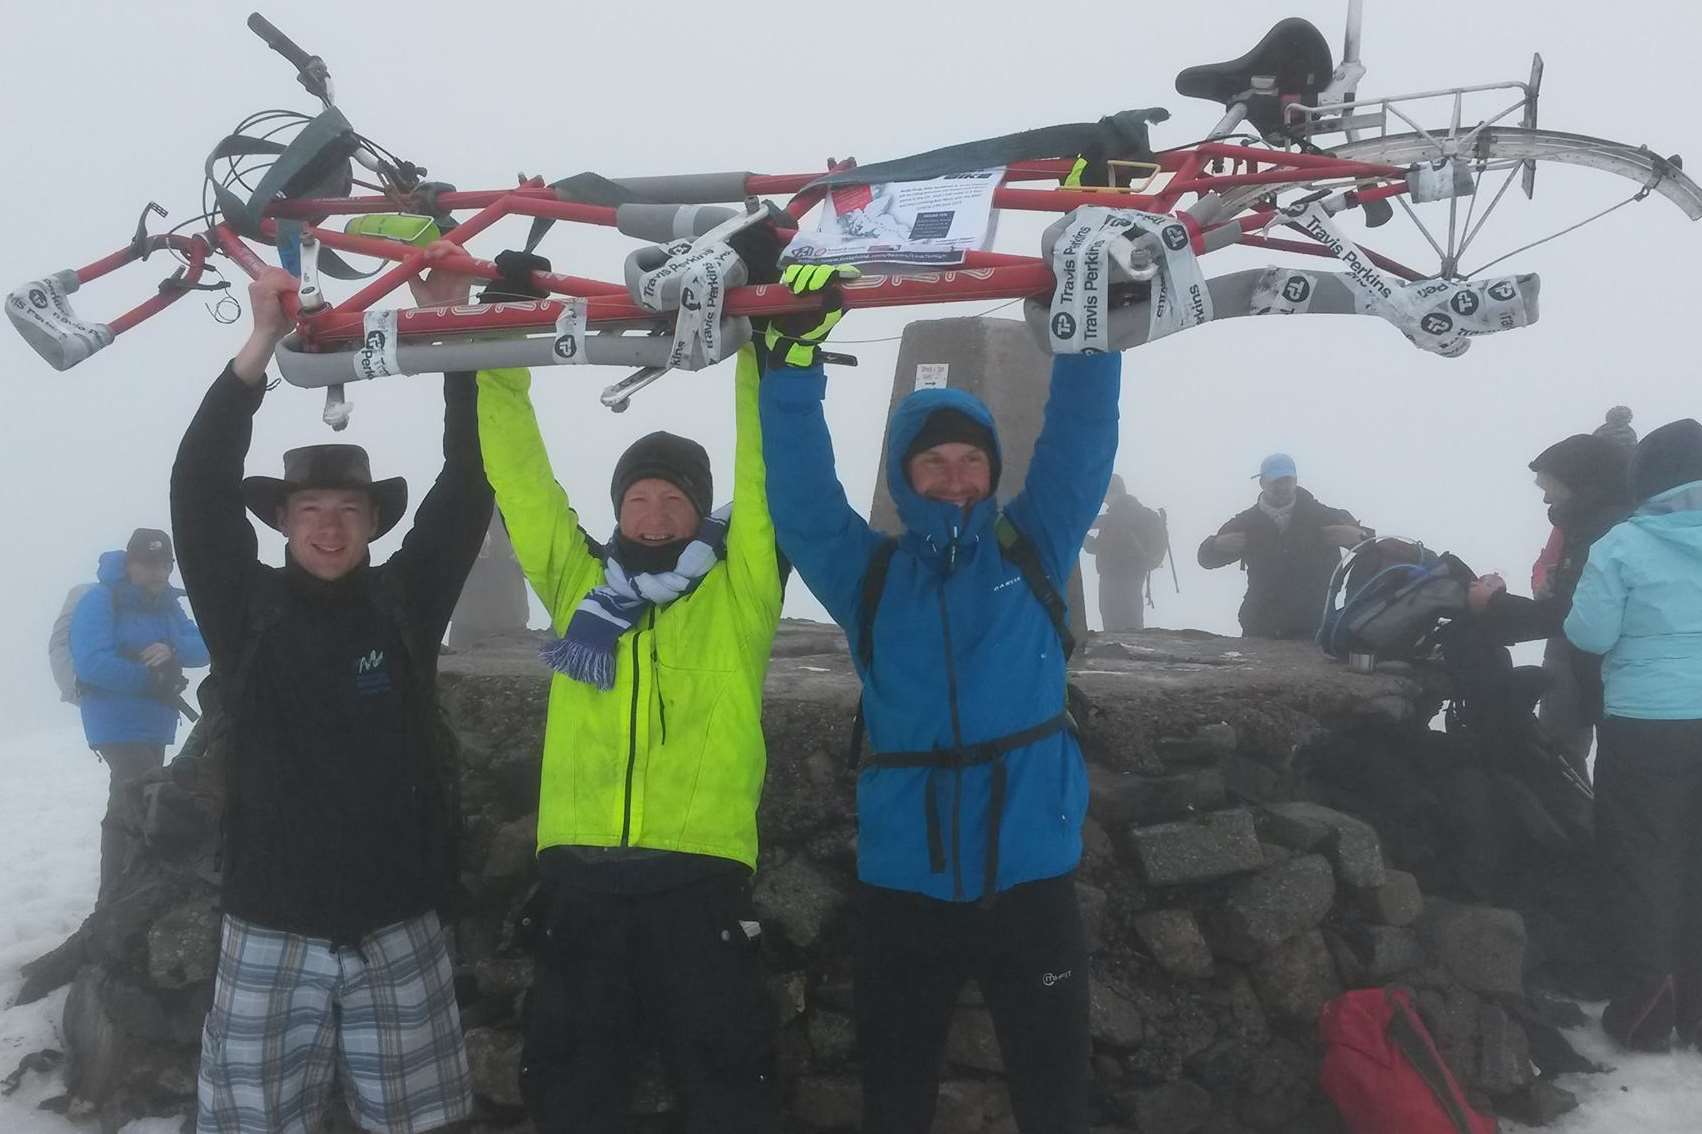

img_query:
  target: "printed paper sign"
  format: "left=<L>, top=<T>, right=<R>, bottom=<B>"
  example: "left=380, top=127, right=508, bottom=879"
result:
left=914, top=363, right=949, bottom=390
left=784, top=169, right=1004, bottom=267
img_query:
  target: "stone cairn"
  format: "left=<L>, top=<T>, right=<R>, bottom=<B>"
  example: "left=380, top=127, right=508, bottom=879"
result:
left=16, top=626, right=1586, bottom=1132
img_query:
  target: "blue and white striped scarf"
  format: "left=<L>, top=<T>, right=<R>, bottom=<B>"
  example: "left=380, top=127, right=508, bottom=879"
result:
left=540, top=504, right=731, bottom=690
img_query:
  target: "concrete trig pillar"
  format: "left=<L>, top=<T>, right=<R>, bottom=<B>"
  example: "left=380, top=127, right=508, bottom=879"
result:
left=870, top=316, right=1089, bottom=627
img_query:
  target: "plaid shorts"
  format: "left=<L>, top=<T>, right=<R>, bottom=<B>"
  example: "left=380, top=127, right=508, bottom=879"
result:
left=195, top=911, right=473, bottom=1133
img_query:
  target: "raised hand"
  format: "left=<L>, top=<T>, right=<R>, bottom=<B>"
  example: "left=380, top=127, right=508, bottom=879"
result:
left=233, top=267, right=300, bottom=385
left=407, top=239, right=477, bottom=308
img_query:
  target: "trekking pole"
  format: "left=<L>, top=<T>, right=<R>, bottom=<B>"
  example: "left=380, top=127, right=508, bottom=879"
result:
left=174, top=694, right=201, bottom=724
left=1160, top=508, right=1181, bottom=594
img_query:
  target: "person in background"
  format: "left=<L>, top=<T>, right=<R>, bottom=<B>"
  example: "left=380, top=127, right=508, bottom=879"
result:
left=1083, top=475, right=1167, bottom=631
left=67, top=527, right=208, bottom=898
left=1533, top=407, right=1638, bottom=608
left=1565, top=418, right=1702, bottom=1052
left=1470, top=433, right=1632, bottom=774
left=1197, top=454, right=1368, bottom=639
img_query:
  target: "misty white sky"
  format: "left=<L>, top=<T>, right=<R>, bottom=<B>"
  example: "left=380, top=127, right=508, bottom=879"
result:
left=2, top=0, right=1697, bottom=737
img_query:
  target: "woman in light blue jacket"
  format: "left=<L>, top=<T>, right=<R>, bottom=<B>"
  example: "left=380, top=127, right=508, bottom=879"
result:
left=1565, top=418, right=1702, bottom=1052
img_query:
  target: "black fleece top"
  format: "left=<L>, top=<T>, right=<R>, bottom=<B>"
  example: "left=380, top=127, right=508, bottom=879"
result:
left=170, top=365, right=491, bottom=942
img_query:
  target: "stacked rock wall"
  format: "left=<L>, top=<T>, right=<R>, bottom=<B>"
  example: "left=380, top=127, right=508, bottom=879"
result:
left=33, top=627, right=1579, bottom=1131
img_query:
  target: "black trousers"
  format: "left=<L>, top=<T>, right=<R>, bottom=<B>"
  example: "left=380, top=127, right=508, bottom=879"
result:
left=1595, top=717, right=1702, bottom=1016
left=95, top=742, right=165, bottom=900
left=521, top=870, right=779, bottom=1133
left=854, top=873, right=1090, bottom=1134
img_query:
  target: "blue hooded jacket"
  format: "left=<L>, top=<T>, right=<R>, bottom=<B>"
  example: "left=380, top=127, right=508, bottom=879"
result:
left=761, top=352, right=1120, bottom=900
left=70, top=550, right=209, bottom=747
left=1565, top=480, right=1702, bottom=720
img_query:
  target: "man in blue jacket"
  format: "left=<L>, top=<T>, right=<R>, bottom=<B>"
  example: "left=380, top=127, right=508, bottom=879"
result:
left=759, top=229, right=1120, bottom=1132
left=69, top=527, right=208, bottom=896
left=1565, top=418, right=1702, bottom=1051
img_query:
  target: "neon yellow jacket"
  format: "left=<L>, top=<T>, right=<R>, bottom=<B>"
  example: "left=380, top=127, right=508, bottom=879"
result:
left=476, top=348, right=782, bottom=867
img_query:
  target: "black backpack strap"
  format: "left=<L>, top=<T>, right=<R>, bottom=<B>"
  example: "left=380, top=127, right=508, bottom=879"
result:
left=1386, top=989, right=1478, bottom=1134
left=994, top=513, right=1076, bottom=660
left=211, top=579, right=289, bottom=875
left=869, top=710, right=1073, bottom=897
left=846, top=539, right=900, bottom=771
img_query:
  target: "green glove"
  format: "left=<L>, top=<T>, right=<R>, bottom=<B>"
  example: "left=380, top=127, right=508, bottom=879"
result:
left=764, top=262, right=861, bottom=368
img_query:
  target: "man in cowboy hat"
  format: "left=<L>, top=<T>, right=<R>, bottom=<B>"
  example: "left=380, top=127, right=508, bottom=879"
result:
left=171, top=243, right=491, bottom=1134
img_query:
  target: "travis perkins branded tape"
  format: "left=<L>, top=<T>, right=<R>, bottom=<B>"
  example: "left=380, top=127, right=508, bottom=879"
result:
left=551, top=297, right=591, bottom=364
left=354, top=308, right=401, bottom=379
left=1285, top=203, right=1534, bottom=357
left=1047, top=207, right=1211, bottom=354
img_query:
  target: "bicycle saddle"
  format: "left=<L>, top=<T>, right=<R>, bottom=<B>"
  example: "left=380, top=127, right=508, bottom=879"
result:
left=1174, top=17, right=1335, bottom=137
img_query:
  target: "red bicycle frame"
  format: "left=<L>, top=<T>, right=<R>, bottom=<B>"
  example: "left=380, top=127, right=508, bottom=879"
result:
left=56, top=142, right=1422, bottom=357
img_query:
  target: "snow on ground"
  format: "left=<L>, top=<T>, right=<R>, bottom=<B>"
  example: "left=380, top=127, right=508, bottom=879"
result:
left=0, top=724, right=177, bottom=1133
left=0, top=723, right=1693, bottom=1133
left=1542, top=1009, right=1702, bottom=1133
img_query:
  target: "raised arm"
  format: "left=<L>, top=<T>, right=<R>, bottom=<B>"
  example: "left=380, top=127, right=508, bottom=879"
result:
left=477, top=368, right=603, bottom=628
left=1004, top=352, right=1123, bottom=584
left=170, top=370, right=265, bottom=664
left=723, top=345, right=784, bottom=635
left=170, top=269, right=295, bottom=663
left=386, top=372, right=495, bottom=643
left=758, top=359, right=886, bottom=629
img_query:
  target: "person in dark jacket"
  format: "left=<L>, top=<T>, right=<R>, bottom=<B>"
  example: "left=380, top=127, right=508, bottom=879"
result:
left=68, top=527, right=208, bottom=897
left=1565, top=418, right=1702, bottom=1051
left=1084, top=475, right=1167, bottom=630
left=761, top=230, right=1120, bottom=1134
left=1197, top=454, right=1367, bottom=639
left=173, top=246, right=491, bottom=1133
left=1468, top=434, right=1632, bottom=775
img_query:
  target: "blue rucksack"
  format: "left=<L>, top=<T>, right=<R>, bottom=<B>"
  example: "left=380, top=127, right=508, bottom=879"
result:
left=1318, top=537, right=1470, bottom=661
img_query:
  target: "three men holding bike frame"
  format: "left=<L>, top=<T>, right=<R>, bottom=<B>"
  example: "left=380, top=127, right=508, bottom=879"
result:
left=183, top=211, right=1124, bottom=1132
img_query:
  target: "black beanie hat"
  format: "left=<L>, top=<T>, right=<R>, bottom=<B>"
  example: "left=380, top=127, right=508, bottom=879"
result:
left=1630, top=418, right=1702, bottom=502
left=1529, top=434, right=1632, bottom=506
left=125, top=527, right=174, bottom=565
left=611, top=431, right=713, bottom=520
left=903, top=408, right=1002, bottom=492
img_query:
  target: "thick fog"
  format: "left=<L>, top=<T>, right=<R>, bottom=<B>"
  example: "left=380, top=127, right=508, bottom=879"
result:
left=2, top=0, right=1696, bottom=736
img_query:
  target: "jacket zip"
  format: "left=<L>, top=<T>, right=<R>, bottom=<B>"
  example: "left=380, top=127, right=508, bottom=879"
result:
left=935, top=529, right=969, bottom=900
left=653, top=633, right=668, bottom=743
left=618, top=613, right=653, bottom=846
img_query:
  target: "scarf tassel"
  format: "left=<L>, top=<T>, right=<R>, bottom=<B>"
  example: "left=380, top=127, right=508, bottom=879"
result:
left=539, top=636, right=618, bottom=692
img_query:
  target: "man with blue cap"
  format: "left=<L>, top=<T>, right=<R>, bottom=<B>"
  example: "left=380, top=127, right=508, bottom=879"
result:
left=1197, top=452, right=1367, bottom=639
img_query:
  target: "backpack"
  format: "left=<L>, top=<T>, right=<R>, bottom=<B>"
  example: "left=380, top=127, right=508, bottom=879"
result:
left=1128, top=502, right=1169, bottom=573
left=846, top=513, right=1074, bottom=768
left=49, top=583, right=95, bottom=704
left=1320, top=987, right=1498, bottom=1134
left=1318, top=537, right=1470, bottom=662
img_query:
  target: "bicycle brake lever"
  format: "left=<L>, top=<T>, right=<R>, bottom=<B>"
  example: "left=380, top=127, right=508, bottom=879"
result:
left=601, top=367, right=670, bottom=413
left=130, top=202, right=169, bottom=261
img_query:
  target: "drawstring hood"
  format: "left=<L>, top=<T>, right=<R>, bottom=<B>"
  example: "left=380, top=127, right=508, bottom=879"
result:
left=885, top=388, right=1004, bottom=574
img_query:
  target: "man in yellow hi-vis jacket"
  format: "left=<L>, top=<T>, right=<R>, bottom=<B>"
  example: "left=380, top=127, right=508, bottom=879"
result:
left=477, top=342, right=783, bottom=1133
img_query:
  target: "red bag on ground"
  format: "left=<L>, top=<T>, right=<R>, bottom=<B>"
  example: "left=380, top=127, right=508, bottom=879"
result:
left=1320, top=987, right=1498, bottom=1133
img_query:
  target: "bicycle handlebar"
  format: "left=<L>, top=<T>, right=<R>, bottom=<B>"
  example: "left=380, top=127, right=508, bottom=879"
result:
left=246, top=13, right=313, bottom=71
